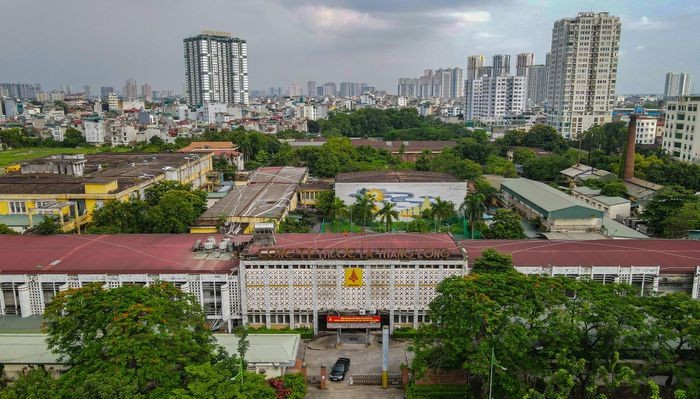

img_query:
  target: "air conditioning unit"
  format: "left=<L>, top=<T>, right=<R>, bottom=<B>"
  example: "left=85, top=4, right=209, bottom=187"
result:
left=358, top=309, right=366, bottom=315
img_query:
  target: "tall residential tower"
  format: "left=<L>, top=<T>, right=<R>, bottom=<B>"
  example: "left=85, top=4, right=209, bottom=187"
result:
left=546, top=12, right=621, bottom=138
left=183, top=31, right=249, bottom=106
left=516, top=53, right=535, bottom=77
left=664, top=72, right=692, bottom=100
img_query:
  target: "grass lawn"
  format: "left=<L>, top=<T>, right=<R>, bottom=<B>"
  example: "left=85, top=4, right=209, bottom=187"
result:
left=0, top=146, right=131, bottom=168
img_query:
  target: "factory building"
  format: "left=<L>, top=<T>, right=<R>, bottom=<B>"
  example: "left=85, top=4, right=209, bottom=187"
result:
left=1, top=234, right=698, bottom=335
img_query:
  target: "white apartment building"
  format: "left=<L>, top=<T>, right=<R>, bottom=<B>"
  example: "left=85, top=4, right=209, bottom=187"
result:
left=635, top=116, right=659, bottom=145
left=107, top=93, right=120, bottom=111
left=465, top=75, right=527, bottom=124
left=82, top=118, right=106, bottom=144
left=662, top=96, right=700, bottom=162
left=198, top=102, right=228, bottom=123
left=183, top=31, right=249, bottom=106
left=664, top=72, right=692, bottom=100
left=109, top=123, right=138, bottom=146
left=546, top=12, right=621, bottom=138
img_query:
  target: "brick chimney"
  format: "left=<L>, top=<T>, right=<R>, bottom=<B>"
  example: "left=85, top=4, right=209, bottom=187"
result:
left=623, top=114, right=637, bottom=180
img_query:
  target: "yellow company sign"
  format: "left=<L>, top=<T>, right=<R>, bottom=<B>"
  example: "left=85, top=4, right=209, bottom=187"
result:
left=344, top=268, right=363, bottom=287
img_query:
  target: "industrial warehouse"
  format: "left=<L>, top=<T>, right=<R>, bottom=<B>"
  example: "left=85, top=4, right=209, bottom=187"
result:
left=1, top=232, right=699, bottom=335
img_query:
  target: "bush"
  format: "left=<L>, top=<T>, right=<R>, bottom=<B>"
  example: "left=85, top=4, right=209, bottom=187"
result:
left=392, top=328, right=419, bottom=339
left=281, top=373, right=306, bottom=399
left=407, top=384, right=473, bottom=399
left=247, top=327, right=314, bottom=340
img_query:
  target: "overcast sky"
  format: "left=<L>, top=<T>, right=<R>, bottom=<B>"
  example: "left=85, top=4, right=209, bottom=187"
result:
left=1, top=0, right=698, bottom=95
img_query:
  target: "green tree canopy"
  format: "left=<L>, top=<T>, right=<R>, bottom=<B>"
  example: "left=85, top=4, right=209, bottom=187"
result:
left=487, top=208, right=525, bottom=239
left=471, top=248, right=514, bottom=273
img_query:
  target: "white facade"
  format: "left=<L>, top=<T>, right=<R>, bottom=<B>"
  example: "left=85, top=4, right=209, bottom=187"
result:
left=546, top=12, right=621, bottom=138
left=49, top=126, right=66, bottom=142
left=516, top=53, right=534, bottom=77
left=83, top=119, right=106, bottom=144
left=662, top=96, right=700, bottom=162
left=526, top=64, right=547, bottom=105
left=107, top=93, right=120, bottom=111
left=335, top=181, right=468, bottom=220
left=465, top=75, right=527, bottom=124
left=183, top=31, right=249, bottom=106
left=198, top=102, right=228, bottom=123
left=635, top=116, right=658, bottom=144
left=109, top=124, right=138, bottom=146
left=664, top=72, right=692, bottom=100
left=121, top=100, right=145, bottom=111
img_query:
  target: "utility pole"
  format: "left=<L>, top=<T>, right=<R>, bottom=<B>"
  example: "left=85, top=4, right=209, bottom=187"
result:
left=381, top=325, right=389, bottom=388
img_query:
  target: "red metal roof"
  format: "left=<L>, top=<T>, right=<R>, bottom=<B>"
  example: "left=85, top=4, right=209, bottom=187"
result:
left=0, top=235, right=247, bottom=275
left=460, top=240, right=700, bottom=274
left=246, top=233, right=463, bottom=256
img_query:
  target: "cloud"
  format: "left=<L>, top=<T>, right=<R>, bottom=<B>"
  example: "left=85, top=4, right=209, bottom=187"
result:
left=628, top=16, right=664, bottom=31
left=302, top=5, right=388, bottom=32
left=448, top=11, right=491, bottom=23
left=635, top=45, right=646, bottom=51
left=474, top=31, right=500, bottom=39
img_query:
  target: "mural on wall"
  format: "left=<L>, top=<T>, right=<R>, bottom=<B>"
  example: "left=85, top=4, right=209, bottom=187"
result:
left=351, top=188, right=435, bottom=218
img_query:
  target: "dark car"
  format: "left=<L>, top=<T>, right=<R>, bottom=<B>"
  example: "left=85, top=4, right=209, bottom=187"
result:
left=329, top=357, right=351, bottom=381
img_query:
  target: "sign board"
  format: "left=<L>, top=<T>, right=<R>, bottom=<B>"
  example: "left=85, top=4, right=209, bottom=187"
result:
left=327, top=315, right=381, bottom=329
left=344, top=268, right=363, bottom=287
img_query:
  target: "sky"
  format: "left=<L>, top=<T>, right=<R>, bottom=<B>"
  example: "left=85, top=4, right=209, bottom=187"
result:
left=1, top=0, right=698, bottom=95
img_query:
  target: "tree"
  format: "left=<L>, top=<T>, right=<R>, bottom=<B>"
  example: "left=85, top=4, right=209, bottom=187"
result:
left=639, top=292, right=700, bottom=397
left=144, top=181, right=194, bottom=206
left=600, top=180, right=628, bottom=197
left=471, top=248, right=514, bottom=273
left=522, top=155, right=574, bottom=182
left=484, top=155, right=517, bottom=177
left=0, top=223, right=18, bottom=234
left=327, top=197, right=347, bottom=221
left=460, top=193, right=486, bottom=239
left=90, top=199, right=149, bottom=233
left=660, top=201, right=700, bottom=239
left=146, top=190, right=204, bottom=233
left=62, top=128, right=86, bottom=148
left=429, top=197, right=455, bottom=231
left=415, top=150, right=432, bottom=171
left=35, top=215, right=61, bottom=235
left=487, top=208, right=525, bottom=239
left=376, top=201, right=399, bottom=232
left=314, top=190, right=335, bottom=216
left=0, top=367, right=60, bottom=399
left=43, top=283, right=216, bottom=397
left=407, top=216, right=430, bottom=233
left=642, top=185, right=699, bottom=237
left=351, top=192, right=375, bottom=228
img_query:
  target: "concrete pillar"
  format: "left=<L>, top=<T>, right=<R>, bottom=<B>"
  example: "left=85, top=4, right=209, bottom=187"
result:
left=381, top=325, right=389, bottom=388
left=320, top=364, right=328, bottom=390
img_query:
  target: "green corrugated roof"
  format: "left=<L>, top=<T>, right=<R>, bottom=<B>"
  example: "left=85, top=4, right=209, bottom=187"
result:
left=502, top=178, right=599, bottom=213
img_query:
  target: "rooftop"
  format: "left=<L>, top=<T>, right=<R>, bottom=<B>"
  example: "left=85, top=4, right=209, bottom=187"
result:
left=0, top=234, right=248, bottom=275
left=245, top=232, right=464, bottom=258
left=460, top=239, right=700, bottom=273
left=196, top=183, right=298, bottom=223
left=249, top=166, right=308, bottom=185
left=501, top=178, right=599, bottom=213
left=336, top=170, right=460, bottom=183
left=0, top=153, right=212, bottom=195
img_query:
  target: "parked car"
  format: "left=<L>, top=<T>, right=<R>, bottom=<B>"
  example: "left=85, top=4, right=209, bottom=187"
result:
left=329, top=357, right=351, bottom=381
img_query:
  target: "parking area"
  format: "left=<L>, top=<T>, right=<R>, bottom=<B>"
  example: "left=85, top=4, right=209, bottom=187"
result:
left=300, top=331, right=412, bottom=397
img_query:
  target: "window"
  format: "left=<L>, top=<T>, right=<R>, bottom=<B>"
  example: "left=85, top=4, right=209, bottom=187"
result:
left=8, top=201, right=26, bottom=214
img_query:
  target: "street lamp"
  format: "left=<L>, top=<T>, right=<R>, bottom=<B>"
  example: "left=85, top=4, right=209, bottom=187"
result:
left=488, top=347, right=507, bottom=399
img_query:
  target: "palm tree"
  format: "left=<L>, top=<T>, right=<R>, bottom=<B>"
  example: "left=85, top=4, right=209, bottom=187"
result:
left=376, top=201, right=399, bottom=232
left=328, top=197, right=347, bottom=221
left=460, top=193, right=486, bottom=239
left=352, top=192, right=375, bottom=230
left=430, top=197, right=456, bottom=232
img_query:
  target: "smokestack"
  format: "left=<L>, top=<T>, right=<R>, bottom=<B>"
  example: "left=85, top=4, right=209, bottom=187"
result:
left=623, top=114, right=637, bottom=180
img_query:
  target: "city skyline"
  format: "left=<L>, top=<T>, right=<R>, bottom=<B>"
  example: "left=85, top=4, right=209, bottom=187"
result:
left=1, top=0, right=699, bottom=95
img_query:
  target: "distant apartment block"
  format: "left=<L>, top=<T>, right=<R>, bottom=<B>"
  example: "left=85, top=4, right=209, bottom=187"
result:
left=397, top=68, right=463, bottom=99
left=465, top=75, right=527, bottom=124
left=184, top=31, right=249, bottom=106
left=546, top=12, right=621, bottom=138
left=664, top=72, right=692, bottom=100
left=662, top=96, right=700, bottom=162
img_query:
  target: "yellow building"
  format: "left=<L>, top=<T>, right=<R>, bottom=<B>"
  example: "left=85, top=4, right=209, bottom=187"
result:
left=0, top=152, right=214, bottom=233
left=297, top=180, right=332, bottom=206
